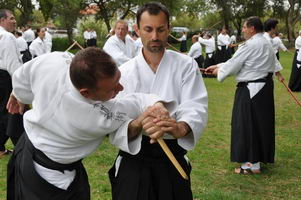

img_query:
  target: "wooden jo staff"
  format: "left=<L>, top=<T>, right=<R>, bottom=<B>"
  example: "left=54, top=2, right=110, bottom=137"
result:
left=157, top=138, right=189, bottom=180
left=65, top=40, right=84, bottom=51
left=280, top=79, right=301, bottom=107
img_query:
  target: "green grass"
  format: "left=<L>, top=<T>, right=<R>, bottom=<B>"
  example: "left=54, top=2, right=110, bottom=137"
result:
left=1, top=51, right=300, bottom=200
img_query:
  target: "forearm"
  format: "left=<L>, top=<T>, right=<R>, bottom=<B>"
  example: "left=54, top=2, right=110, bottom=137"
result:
left=128, top=119, right=142, bottom=141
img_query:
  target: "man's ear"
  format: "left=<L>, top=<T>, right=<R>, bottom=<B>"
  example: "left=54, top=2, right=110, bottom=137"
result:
left=133, top=24, right=140, bottom=37
left=79, top=88, right=90, bottom=98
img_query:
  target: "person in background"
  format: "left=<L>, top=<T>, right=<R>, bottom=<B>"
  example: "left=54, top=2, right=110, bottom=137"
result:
left=14, top=31, right=32, bottom=63
left=230, top=33, right=237, bottom=55
left=29, top=27, right=47, bottom=58
left=263, top=18, right=284, bottom=81
left=22, top=24, right=35, bottom=47
left=90, top=29, right=97, bottom=47
left=188, top=35, right=204, bottom=69
left=205, top=16, right=279, bottom=175
left=288, top=30, right=301, bottom=91
left=103, top=20, right=136, bottom=66
left=178, top=31, right=187, bottom=52
left=272, top=32, right=288, bottom=60
left=44, top=27, right=52, bottom=53
left=0, top=9, right=23, bottom=157
left=216, top=27, right=231, bottom=63
left=199, top=32, right=216, bottom=70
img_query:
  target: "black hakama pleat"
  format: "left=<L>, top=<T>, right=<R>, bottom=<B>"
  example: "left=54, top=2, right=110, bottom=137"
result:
left=231, top=78, right=275, bottom=163
left=180, top=40, right=187, bottom=52
left=7, top=134, right=91, bottom=200
left=109, top=136, right=192, bottom=200
left=194, top=55, right=204, bottom=69
left=216, top=46, right=231, bottom=63
left=288, top=50, right=301, bottom=91
left=0, top=70, right=12, bottom=151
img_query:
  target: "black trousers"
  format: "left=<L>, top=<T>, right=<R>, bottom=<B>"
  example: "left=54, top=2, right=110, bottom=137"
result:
left=109, top=136, right=193, bottom=200
left=7, top=134, right=91, bottom=200
left=0, top=70, right=12, bottom=151
left=231, top=74, right=275, bottom=163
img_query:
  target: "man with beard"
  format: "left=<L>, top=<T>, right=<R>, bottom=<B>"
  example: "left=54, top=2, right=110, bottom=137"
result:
left=108, top=2, right=208, bottom=200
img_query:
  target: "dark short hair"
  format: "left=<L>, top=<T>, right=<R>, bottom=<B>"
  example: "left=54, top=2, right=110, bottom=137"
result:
left=245, top=16, right=263, bottom=33
left=136, top=2, right=170, bottom=28
left=264, top=18, right=278, bottom=32
left=70, top=47, right=117, bottom=90
left=0, top=9, right=12, bottom=20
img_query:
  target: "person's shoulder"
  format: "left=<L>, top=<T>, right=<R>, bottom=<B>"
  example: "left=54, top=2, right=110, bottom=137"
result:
left=119, top=57, right=136, bottom=71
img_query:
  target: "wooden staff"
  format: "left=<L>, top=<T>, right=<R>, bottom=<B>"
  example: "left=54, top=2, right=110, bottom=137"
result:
left=280, top=79, right=301, bottom=107
left=65, top=40, right=84, bottom=51
left=167, top=42, right=181, bottom=53
left=75, top=41, right=84, bottom=50
left=157, top=138, right=189, bottom=180
left=169, top=34, right=178, bottom=41
left=65, top=41, right=77, bottom=52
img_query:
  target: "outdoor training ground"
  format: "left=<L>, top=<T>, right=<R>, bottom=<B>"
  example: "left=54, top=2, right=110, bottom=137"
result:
left=0, top=51, right=300, bottom=200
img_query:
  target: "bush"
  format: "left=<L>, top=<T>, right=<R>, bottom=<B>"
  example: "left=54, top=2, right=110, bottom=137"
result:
left=52, top=37, right=71, bottom=51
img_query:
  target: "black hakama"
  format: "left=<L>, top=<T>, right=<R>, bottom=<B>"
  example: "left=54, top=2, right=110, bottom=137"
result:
left=0, top=69, right=12, bottom=151
left=180, top=40, right=187, bottom=52
left=216, top=46, right=231, bottom=63
left=7, top=134, right=91, bottom=200
left=288, top=50, right=301, bottom=91
left=231, top=74, right=275, bottom=163
left=109, top=136, right=193, bottom=200
left=194, top=55, right=204, bottom=69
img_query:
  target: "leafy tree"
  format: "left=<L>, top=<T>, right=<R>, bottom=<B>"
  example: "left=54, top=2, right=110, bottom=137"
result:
left=270, top=0, right=301, bottom=42
left=51, top=0, right=85, bottom=42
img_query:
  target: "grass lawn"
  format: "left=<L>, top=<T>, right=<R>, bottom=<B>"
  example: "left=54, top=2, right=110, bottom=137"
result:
left=0, top=51, right=300, bottom=200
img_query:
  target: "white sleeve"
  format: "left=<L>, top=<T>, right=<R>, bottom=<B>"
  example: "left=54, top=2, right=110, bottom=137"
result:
left=176, top=59, right=208, bottom=150
left=12, top=59, right=35, bottom=103
left=103, top=40, right=131, bottom=66
left=198, top=37, right=210, bottom=46
left=217, top=44, right=249, bottom=82
left=1, top=33, right=22, bottom=76
left=29, top=42, right=36, bottom=57
left=279, top=39, right=287, bottom=51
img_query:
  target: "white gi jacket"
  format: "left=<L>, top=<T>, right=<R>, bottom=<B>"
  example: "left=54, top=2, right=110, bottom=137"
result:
left=103, top=34, right=136, bottom=66
left=217, top=33, right=230, bottom=50
left=12, top=51, right=165, bottom=164
left=217, top=33, right=276, bottom=98
left=272, top=36, right=287, bottom=53
left=295, top=36, right=301, bottom=50
left=118, top=49, right=208, bottom=150
left=44, top=31, right=52, bottom=53
left=29, top=37, right=47, bottom=57
left=199, top=37, right=216, bottom=54
left=23, top=28, right=35, bottom=43
left=263, top=32, right=283, bottom=72
left=0, top=26, right=22, bottom=75
left=16, top=36, right=28, bottom=52
left=188, top=42, right=202, bottom=59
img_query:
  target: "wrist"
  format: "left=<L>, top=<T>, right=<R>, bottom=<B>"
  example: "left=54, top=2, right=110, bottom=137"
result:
left=128, top=119, right=142, bottom=140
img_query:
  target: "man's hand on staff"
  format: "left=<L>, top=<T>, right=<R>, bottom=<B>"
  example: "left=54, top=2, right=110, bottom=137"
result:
left=128, top=102, right=170, bottom=141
